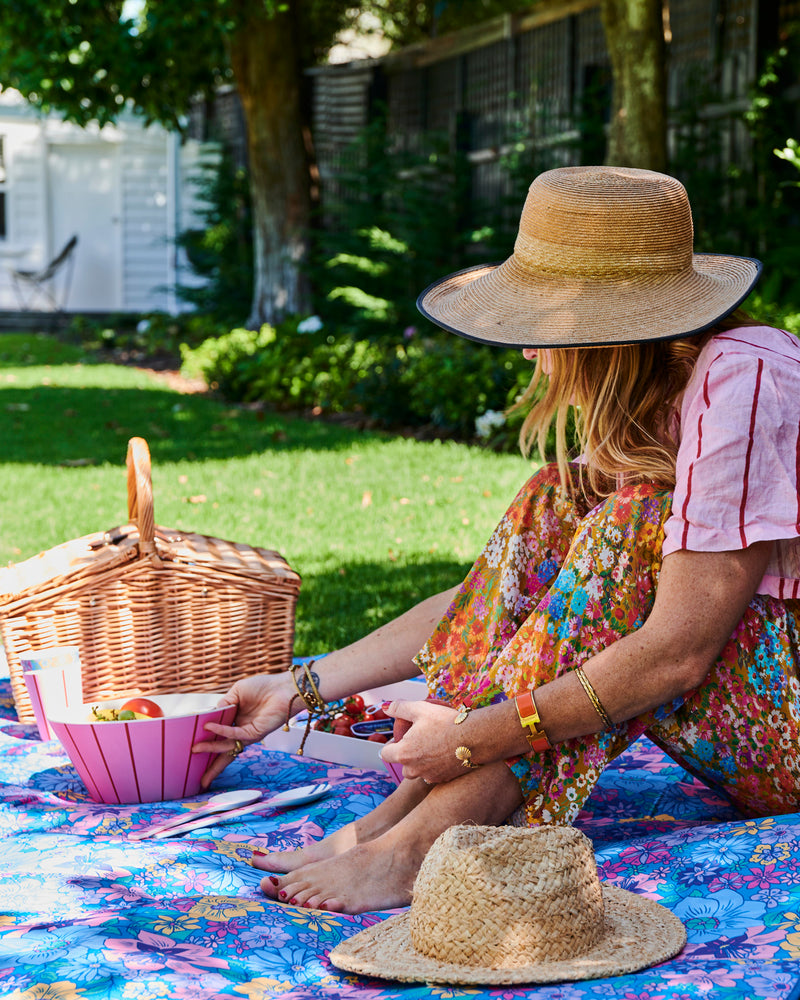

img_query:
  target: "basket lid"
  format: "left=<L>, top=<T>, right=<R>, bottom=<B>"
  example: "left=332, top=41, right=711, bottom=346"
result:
left=1, top=438, right=299, bottom=613
left=0, top=523, right=299, bottom=614
left=0, top=525, right=141, bottom=607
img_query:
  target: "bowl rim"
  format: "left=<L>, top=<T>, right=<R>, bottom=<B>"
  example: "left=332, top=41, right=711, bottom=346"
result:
left=47, top=691, right=234, bottom=726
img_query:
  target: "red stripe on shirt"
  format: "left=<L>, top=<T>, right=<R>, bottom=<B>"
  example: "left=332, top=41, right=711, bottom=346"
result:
left=715, top=330, right=800, bottom=367
left=739, top=358, right=763, bottom=548
left=702, top=354, right=722, bottom=407
left=680, top=372, right=712, bottom=548
left=680, top=461, right=693, bottom=549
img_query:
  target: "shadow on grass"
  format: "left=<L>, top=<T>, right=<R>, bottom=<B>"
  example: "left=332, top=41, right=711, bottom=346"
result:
left=293, top=556, right=473, bottom=655
left=0, top=385, right=393, bottom=466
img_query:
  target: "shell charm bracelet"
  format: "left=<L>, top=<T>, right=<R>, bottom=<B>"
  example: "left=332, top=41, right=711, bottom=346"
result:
left=453, top=704, right=481, bottom=768
left=455, top=745, right=482, bottom=769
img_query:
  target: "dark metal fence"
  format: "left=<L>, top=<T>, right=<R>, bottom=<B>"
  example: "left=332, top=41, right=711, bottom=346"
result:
left=306, top=0, right=798, bottom=219
left=185, top=1, right=800, bottom=232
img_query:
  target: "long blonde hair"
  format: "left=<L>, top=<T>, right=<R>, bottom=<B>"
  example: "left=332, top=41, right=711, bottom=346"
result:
left=516, top=310, right=757, bottom=497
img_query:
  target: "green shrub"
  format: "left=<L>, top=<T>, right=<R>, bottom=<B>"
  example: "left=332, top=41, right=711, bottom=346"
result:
left=180, top=316, right=536, bottom=450
left=352, top=330, right=530, bottom=439
left=307, top=113, right=522, bottom=342
left=64, top=311, right=228, bottom=360
left=181, top=318, right=385, bottom=412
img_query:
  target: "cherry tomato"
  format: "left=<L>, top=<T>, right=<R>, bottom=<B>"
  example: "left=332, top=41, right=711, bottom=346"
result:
left=120, top=697, right=164, bottom=719
left=344, top=695, right=365, bottom=718
left=367, top=733, right=389, bottom=743
left=333, top=718, right=353, bottom=736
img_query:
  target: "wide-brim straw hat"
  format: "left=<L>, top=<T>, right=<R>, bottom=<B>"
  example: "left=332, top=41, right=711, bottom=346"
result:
left=417, top=165, right=761, bottom=348
left=329, top=824, right=686, bottom=985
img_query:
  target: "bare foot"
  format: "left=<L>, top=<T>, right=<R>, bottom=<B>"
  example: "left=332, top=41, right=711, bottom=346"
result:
left=261, top=836, right=423, bottom=913
left=261, top=822, right=358, bottom=873
left=252, top=777, right=431, bottom=874
left=258, top=762, right=524, bottom=913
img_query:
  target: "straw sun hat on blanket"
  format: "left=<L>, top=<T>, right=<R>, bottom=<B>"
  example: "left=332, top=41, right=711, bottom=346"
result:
left=330, top=824, right=686, bottom=985
left=417, top=165, right=761, bottom=349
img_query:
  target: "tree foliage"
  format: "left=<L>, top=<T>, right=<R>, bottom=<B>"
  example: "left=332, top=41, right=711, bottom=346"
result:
left=0, top=0, right=358, bottom=129
left=0, top=0, right=547, bottom=129
left=0, top=0, right=668, bottom=325
left=0, top=0, right=537, bottom=326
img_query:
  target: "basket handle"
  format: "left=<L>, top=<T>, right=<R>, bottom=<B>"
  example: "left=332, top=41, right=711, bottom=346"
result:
left=126, top=437, right=157, bottom=555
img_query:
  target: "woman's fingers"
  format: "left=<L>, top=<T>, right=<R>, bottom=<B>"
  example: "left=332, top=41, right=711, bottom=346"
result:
left=379, top=699, right=465, bottom=782
left=201, top=720, right=246, bottom=740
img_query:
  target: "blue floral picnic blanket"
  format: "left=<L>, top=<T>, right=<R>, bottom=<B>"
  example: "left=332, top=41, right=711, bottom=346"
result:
left=1, top=671, right=800, bottom=1000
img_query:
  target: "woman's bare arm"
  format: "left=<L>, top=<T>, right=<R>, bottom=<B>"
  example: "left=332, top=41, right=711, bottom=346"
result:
left=195, top=586, right=459, bottom=785
left=385, top=543, right=773, bottom=782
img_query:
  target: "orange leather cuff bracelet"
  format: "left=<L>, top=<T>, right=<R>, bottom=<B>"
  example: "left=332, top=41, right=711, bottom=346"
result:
left=515, top=690, right=551, bottom=752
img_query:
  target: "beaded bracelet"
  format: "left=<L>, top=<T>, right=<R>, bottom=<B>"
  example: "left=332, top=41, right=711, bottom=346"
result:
left=282, top=660, right=326, bottom=755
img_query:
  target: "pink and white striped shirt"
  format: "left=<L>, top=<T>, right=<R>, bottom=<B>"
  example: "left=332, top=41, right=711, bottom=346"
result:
left=662, top=325, right=800, bottom=599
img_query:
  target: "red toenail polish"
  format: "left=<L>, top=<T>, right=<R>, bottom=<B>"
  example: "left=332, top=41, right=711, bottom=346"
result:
left=290, top=898, right=298, bottom=905
left=279, top=890, right=287, bottom=899
left=252, top=851, right=266, bottom=857
left=268, top=876, right=279, bottom=885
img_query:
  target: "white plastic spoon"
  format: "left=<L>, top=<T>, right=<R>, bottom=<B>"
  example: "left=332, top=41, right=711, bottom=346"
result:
left=151, top=782, right=332, bottom=838
left=129, top=788, right=264, bottom=841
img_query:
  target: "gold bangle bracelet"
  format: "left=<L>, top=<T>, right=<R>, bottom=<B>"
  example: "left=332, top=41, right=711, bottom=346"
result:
left=575, top=666, right=613, bottom=730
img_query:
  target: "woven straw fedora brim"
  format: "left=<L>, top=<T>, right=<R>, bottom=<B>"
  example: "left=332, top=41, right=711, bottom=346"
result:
left=329, top=884, right=687, bottom=985
left=417, top=252, right=761, bottom=349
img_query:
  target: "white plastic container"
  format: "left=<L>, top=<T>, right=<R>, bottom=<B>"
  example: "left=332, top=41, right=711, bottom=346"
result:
left=261, top=678, right=427, bottom=778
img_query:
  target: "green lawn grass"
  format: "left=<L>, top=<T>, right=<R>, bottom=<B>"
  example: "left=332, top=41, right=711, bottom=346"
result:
left=0, top=332, right=538, bottom=655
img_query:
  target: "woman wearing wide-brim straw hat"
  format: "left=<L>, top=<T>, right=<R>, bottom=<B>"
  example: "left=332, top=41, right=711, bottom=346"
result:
left=196, top=165, right=800, bottom=921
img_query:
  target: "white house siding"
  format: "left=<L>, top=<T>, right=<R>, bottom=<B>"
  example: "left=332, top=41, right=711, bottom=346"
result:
left=120, top=141, right=171, bottom=312
left=0, top=88, right=208, bottom=314
left=6, top=127, right=45, bottom=262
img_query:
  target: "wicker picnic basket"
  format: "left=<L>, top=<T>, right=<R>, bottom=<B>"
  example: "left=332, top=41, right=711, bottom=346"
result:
left=0, top=437, right=301, bottom=724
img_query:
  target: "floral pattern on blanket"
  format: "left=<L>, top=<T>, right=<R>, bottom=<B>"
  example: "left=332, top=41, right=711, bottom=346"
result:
left=0, top=680, right=799, bottom=1000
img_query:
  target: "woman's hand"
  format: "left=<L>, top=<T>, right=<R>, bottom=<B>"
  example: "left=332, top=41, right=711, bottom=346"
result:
left=193, top=671, right=294, bottom=788
left=381, top=699, right=470, bottom=784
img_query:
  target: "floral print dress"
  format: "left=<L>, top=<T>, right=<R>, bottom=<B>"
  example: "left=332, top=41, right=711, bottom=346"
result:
left=415, top=463, right=800, bottom=826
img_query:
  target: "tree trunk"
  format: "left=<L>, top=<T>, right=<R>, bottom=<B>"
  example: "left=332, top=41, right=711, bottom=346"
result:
left=228, top=4, right=311, bottom=328
left=600, top=0, right=667, bottom=172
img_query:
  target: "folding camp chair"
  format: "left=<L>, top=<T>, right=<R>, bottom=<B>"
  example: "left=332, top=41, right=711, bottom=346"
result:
left=9, top=235, right=78, bottom=311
